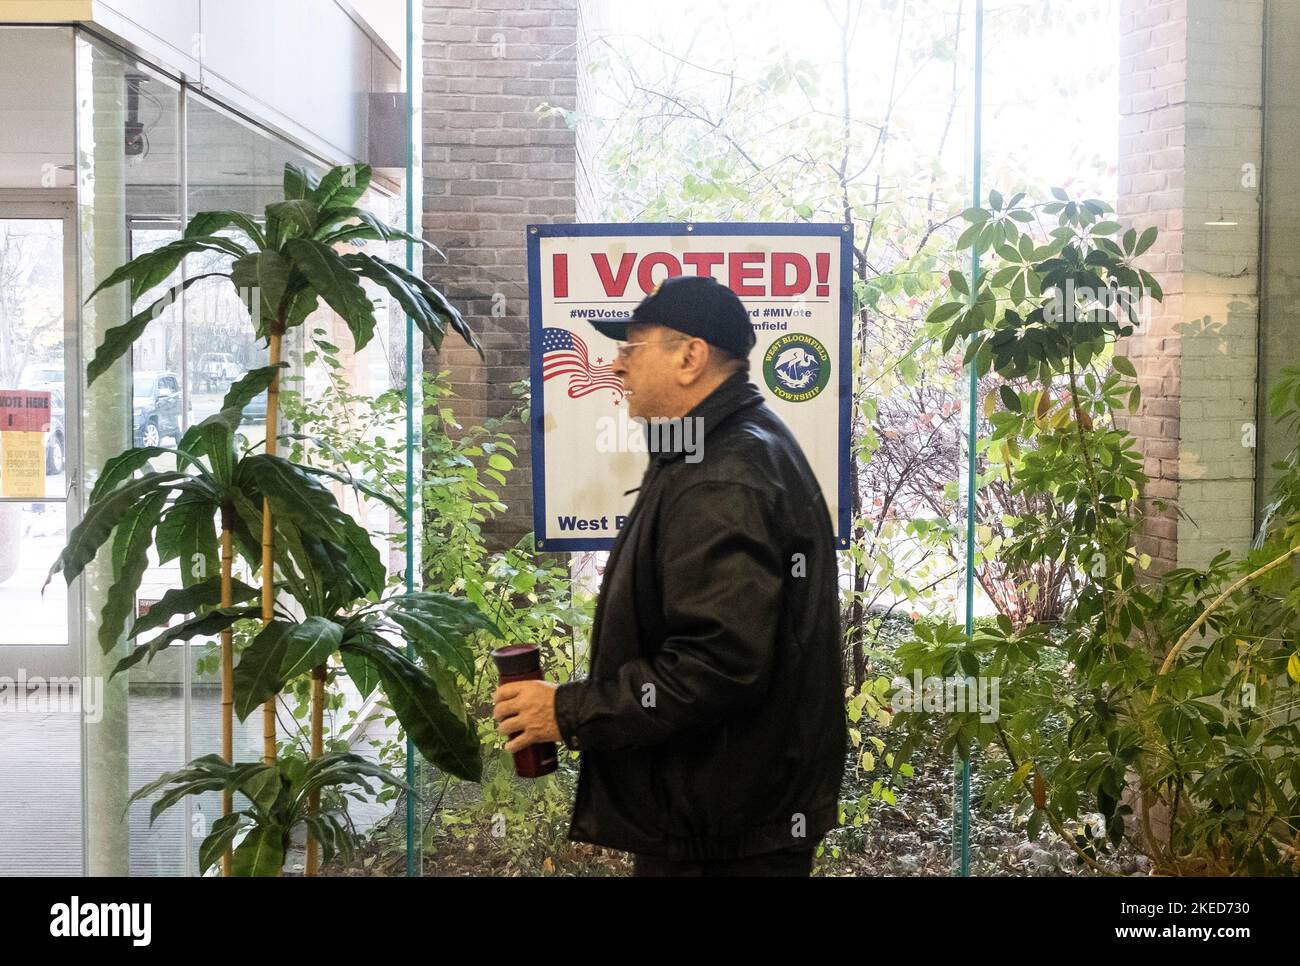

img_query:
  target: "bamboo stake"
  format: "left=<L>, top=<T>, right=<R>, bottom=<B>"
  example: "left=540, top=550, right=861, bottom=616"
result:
left=261, top=329, right=283, bottom=766
left=306, top=665, right=326, bottom=875
left=219, top=506, right=236, bottom=878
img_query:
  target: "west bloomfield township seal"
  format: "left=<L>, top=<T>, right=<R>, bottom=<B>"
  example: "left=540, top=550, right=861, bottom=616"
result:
left=763, top=332, right=830, bottom=402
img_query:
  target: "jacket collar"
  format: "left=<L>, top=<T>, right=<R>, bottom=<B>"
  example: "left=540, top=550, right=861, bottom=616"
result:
left=650, top=369, right=765, bottom=466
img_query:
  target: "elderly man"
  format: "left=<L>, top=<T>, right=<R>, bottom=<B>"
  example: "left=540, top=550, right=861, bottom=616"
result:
left=493, top=274, right=846, bottom=877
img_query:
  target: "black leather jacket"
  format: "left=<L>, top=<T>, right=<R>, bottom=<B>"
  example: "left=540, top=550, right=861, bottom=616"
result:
left=553, top=370, right=847, bottom=860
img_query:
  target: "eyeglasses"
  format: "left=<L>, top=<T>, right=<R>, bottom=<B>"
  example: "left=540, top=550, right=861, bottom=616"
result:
left=615, top=337, right=691, bottom=360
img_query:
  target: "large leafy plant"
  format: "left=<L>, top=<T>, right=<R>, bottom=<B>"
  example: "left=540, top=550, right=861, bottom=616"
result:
left=56, top=162, right=491, bottom=875
left=128, top=752, right=410, bottom=876
left=891, top=188, right=1300, bottom=875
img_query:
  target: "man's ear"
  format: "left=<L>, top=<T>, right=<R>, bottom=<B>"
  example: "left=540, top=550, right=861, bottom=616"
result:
left=676, top=337, right=713, bottom=386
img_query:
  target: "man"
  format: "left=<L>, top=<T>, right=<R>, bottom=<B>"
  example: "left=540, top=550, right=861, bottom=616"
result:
left=493, top=274, right=847, bottom=876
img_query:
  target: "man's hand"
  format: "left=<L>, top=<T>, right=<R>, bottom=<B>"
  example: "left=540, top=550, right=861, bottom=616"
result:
left=493, top=680, right=561, bottom=754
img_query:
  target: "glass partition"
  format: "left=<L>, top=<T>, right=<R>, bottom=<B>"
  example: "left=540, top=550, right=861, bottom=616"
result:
left=75, top=30, right=187, bottom=876
left=0, top=23, right=416, bottom=877
left=0, top=25, right=79, bottom=876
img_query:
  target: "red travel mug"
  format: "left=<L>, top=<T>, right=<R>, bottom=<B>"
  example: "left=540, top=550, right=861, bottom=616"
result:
left=491, top=645, right=558, bottom=778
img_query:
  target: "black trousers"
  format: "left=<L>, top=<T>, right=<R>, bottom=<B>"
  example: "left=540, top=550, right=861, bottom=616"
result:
left=631, top=843, right=817, bottom=877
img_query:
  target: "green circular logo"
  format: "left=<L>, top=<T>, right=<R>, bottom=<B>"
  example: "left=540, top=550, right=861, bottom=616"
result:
left=763, top=332, right=831, bottom=402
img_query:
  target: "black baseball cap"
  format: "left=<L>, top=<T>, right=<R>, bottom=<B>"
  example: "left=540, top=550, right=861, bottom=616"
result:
left=589, top=274, right=756, bottom=357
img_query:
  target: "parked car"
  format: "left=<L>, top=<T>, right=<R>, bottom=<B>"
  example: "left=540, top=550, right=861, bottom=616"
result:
left=25, top=363, right=64, bottom=387
left=133, top=371, right=183, bottom=447
left=199, top=352, right=240, bottom=392
left=241, top=389, right=268, bottom=424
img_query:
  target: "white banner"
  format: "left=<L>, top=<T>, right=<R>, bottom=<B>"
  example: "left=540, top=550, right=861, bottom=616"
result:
left=527, top=224, right=852, bottom=551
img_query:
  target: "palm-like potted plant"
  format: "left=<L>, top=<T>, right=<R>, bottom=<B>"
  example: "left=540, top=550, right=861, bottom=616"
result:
left=55, top=161, right=488, bottom=875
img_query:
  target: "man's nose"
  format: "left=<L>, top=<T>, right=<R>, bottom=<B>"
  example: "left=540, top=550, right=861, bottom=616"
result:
left=611, top=352, right=628, bottom=378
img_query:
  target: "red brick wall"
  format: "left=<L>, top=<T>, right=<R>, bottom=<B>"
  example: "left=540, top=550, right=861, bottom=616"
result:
left=421, top=0, right=580, bottom=549
left=1117, top=0, right=1188, bottom=575
left=1117, top=0, right=1264, bottom=573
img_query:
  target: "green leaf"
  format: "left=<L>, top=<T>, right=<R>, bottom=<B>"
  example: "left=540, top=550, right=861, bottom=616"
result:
left=998, top=385, right=1021, bottom=413
left=86, top=273, right=225, bottom=385
left=312, top=164, right=373, bottom=211
left=126, top=754, right=249, bottom=810
left=231, top=250, right=292, bottom=326
left=341, top=252, right=443, bottom=349
left=230, top=825, right=285, bottom=877
left=283, top=162, right=319, bottom=201
left=88, top=446, right=171, bottom=506
left=340, top=639, right=382, bottom=695
left=233, top=621, right=294, bottom=721
left=48, top=471, right=187, bottom=589
left=1112, top=354, right=1137, bottom=378
left=186, top=211, right=266, bottom=249
left=285, top=238, right=377, bottom=349
left=315, top=208, right=445, bottom=260
left=926, top=301, right=963, bottom=327
left=149, top=778, right=230, bottom=825
left=1139, top=269, right=1163, bottom=302
left=348, top=637, right=481, bottom=781
left=198, top=813, right=244, bottom=873
left=296, top=464, right=406, bottom=519
left=278, top=616, right=344, bottom=681
left=238, top=455, right=385, bottom=597
left=304, top=813, right=352, bottom=865
left=385, top=592, right=499, bottom=676
left=114, top=607, right=260, bottom=678
left=85, top=238, right=243, bottom=305
left=297, top=752, right=412, bottom=801
left=177, top=363, right=287, bottom=468
left=265, top=200, right=320, bottom=240
left=1135, top=226, right=1158, bottom=257
left=154, top=494, right=218, bottom=585
left=284, top=287, right=320, bottom=328
left=238, top=765, right=284, bottom=815
left=128, top=575, right=259, bottom=640
left=98, top=492, right=168, bottom=655
left=352, top=256, right=478, bottom=356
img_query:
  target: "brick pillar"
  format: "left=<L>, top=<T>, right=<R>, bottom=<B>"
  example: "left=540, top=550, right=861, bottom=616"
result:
left=1117, top=0, right=1263, bottom=573
left=421, top=0, right=581, bottom=549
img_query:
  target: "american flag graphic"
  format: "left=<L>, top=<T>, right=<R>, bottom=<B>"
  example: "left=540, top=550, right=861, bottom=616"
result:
left=541, top=327, right=627, bottom=400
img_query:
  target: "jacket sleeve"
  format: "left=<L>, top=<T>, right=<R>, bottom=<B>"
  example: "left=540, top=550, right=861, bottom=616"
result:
left=553, top=479, right=784, bottom=752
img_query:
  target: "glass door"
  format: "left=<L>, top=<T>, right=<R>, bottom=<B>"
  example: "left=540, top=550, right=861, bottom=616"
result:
left=0, top=206, right=79, bottom=680
left=0, top=202, right=82, bottom=877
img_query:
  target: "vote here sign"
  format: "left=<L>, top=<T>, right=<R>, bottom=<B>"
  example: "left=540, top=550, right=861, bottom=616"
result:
left=527, top=223, right=852, bottom=551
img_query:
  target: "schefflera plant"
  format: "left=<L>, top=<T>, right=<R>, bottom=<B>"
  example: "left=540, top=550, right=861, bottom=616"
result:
left=895, top=188, right=1300, bottom=875
left=57, top=161, right=488, bottom=875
